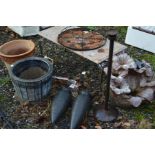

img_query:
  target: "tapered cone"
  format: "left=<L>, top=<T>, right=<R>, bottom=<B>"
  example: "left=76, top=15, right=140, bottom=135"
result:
left=70, top=91, right=91, bottom=129
left=51, top=88, right=71, bottom=124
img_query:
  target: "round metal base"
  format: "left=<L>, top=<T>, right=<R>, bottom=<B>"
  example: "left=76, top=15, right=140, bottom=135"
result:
left=95, top=105, right=118, bottom=122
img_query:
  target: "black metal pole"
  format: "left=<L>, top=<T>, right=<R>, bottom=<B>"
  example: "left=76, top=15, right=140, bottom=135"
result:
left=104, top=38, right=115, bottom=110
left=39, top=38, right=43, bottom=57
left=95, top=30, right=118, bottom=122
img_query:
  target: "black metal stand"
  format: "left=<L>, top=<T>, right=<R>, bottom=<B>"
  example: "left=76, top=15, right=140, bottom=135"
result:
left=39, top=38, right=44, bottom=57
left=95, top=30, right=118, bottom=122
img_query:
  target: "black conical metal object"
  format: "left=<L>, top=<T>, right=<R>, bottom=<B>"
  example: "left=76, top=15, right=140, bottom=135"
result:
left=51, top=87, right=72, bottom=124
left=70, top=91, right=91, bottom=129
left=95, top=29, right=119, bottom=122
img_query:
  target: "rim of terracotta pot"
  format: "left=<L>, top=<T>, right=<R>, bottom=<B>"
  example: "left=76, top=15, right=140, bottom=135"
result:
left=0, top=39, right=35, bottom=58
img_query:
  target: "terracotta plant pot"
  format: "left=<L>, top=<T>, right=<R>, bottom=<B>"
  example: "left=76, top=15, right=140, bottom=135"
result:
left=0, top=39, right=35, bottom=64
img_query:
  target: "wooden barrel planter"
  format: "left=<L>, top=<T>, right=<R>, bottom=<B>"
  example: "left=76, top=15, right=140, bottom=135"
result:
left=10, top=57, right=53, bottom=102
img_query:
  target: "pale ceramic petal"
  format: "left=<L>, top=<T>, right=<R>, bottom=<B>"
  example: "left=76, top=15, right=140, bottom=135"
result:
left=129, top=97, right=143, bottom=107
left=138, top=88, right=154, bottom=101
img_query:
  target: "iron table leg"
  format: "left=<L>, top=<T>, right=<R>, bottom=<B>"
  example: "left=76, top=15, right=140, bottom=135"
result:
left=95, top=30, right=119, bottom=122
left=39, top=38, right=43, bottom=57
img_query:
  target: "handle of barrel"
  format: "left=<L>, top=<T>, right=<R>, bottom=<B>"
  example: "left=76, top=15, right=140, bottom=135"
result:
left=44, top=56, right=54, bottom=64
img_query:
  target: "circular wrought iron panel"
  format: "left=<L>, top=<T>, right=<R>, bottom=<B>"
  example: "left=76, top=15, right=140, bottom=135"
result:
left=58, top=28, right=106, bottom=51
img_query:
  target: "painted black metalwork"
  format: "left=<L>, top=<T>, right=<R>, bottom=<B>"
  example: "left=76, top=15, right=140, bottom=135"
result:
left=95, top=30, right=119, bottom=122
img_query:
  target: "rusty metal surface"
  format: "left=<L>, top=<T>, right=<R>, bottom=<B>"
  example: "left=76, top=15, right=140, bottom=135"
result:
left=57, top=27, right=106, bottom=51
left=39, top=26, right=127, bottom=64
